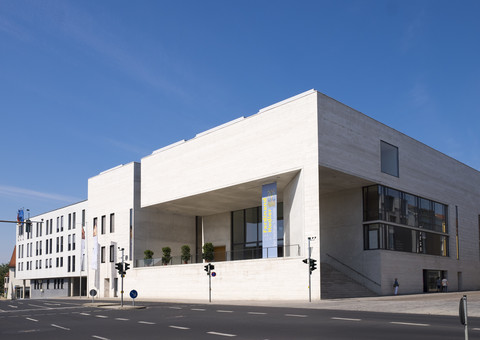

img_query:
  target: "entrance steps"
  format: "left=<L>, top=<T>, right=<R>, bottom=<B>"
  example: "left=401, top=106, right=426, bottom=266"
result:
left=320, top=263, right=378, bottom=299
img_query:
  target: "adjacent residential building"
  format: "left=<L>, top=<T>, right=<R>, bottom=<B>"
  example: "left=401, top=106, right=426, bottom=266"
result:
left=15, top=201, right=87, bottom=298
left=14, top=90, right=480, bottom=300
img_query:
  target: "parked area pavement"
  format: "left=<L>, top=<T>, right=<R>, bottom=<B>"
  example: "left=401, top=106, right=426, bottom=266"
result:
left=83, top=290, right=480, bottom=317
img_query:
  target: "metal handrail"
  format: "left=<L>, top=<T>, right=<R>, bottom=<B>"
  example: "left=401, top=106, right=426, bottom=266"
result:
left=325, top=253, right=381, bottom=287
left=136, top=244, right=301, bottom=267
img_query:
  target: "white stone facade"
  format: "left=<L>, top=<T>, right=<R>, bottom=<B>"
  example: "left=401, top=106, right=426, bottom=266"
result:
left=16, top=90, right=480, bottom=300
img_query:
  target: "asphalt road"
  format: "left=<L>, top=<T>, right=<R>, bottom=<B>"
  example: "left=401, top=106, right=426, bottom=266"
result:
left=0, top=299, right=477, bottom=339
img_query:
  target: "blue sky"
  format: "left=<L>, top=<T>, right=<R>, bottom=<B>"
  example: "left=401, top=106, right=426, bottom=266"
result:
left=1, top=0, right=479, bottom=263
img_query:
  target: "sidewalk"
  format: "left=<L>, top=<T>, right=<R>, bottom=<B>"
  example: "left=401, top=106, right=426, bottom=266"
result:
left=85, top=291, right=480, bottom=317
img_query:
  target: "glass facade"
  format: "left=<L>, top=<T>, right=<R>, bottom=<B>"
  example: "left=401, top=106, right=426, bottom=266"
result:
left=363, top=185, right=449, bottom=257
left=232, top=203, right=284, bottom=260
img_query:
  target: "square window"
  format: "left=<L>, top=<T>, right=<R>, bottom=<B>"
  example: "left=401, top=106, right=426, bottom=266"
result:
left=381, top=141, right=399, bottom=177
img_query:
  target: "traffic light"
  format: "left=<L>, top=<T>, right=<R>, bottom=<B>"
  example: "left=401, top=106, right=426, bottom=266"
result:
left=204, top=263, right=214, bottom=275
left=302, top=259, right=308, bottom=264
left=115, top=262, right=124, bottom=275
left=25, top=219, right=32, bottom=233
left=309, top=258, right=317, bottom=273
left=124, top=263, right=130, bottom=272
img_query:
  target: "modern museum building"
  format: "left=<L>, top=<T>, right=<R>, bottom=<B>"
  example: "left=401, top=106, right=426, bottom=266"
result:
left=13, top=90, right=480, bottom=301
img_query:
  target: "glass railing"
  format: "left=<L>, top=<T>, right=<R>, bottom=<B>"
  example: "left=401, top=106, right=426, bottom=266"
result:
left=135, top=244, right=300, bottom=267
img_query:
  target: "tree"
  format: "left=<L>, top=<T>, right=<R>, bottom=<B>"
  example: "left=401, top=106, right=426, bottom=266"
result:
left=0, top=263, right=8, bottom=296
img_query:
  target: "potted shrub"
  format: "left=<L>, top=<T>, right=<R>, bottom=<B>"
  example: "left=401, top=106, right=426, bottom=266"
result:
left=144, top=249, right=154, bottom=266
left=181, top=245, right=191, bottom=264
left=162, top=246, right=172, bottom=265
left=202, top=242, right=214, bottom=262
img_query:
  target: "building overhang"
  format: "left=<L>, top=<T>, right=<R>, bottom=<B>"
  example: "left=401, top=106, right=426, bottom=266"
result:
left=142, top=169, right=300, bottom=216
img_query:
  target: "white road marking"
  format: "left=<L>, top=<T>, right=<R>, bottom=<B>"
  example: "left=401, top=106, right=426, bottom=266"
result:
left=95, top=315, right=108, bottom=318
left=26, top=317, right=38, bottom=322
left=248, top=312, right=267, bottom=315
left=207, top=331, right=237, bottom=337
left=29, top=304, right=51, bottom=309
left=115, top=318, right=129, bottom=321
left=191, top=308, right=206, bottom=311
left=390, top=321, right=430, bottom=327
left=472, top=328, right=480, bottom=331
left=138, top=321, right=156, bottom=324
left=216, top=310, right=233, bottom=313
left=92, top=336, right=110, bottom=340
left=285, top=314, right=307, bottom=318
left=44, top=303, right=61, bottom=306
left=169, top=325, right=190, bottom=330
left=331, top=317, right=361, bottom=321
left=8, top=305, right=18, bottom=308
left=80, top=313, right=90, bottom=316
left=18, top=329, right=40, bottom=333
left=169, top=306, right=182, bottom=309
left=51, top=324, right=70, bottom=330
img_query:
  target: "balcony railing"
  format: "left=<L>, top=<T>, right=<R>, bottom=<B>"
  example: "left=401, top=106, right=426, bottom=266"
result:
left=135, top=244, right=300, bottom=268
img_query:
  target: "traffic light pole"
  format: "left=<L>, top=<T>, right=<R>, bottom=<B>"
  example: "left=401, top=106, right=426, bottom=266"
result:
left=209, top=267, right=212, bottom=303
left=120, top=247, right=124, bottom=307
left=308, top=237, right=312, bottom=303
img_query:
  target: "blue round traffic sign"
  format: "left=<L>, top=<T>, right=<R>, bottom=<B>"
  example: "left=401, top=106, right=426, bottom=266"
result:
left=130, top=289, right=138, bottom=299
left=211, top=272, right=216, bottom=277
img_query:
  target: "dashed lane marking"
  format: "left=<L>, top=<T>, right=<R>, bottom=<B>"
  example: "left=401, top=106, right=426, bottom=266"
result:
left=26, top=317, right=39, bottom=322
left=191, top=308, right=206, bottom=311
left=92, top=336, right=110, bottom=340
left=169, top=306, right=182, bottom=310
left=8, top=305, right=18, bottom=308
left=115, top=318, right=129, bottom=321
left=216, top=310, right=233, bottom=313
left=285, top=314, right=307, bottom=318
left=138, top=321, right=156, bottom=325
left=248, top=312, right=267, bottom=315
left=331, top=317, right=361, bottom=322
left=51, top=324, right=70, bottom=330
left=207, top=331, right=236, bottom=337
left=390, top=322, right=430, bottom=327
left=80, top=313, right=91, bottom=316
left=95, top=315, right=108, bottom=318
left=169, top=325, right=190, bottom=330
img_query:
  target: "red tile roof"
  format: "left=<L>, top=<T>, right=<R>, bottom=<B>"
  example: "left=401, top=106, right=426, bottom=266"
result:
left=8, top=246, right=16, bottom=268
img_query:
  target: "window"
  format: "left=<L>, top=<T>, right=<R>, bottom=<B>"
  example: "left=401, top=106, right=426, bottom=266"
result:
left=110, top=213, right=115, bottom=233
left=110, top=245, right=115, bottom=262
left=381, top=141, right=399, bottom=177
left=72, top=234, right=76, bottom=250
left=363, top=185, right=448, bottom=233
left=68, top=235, right=71, bottom=251
left=61, top=215, right=64, bottom=231
left=231, top=203, right=284, bottom=260
left=101, top=246, right=106, bottom=263
left=82, top=210, right=85, bottom=228
left=363, top=185, right=449, bottom=257
left=72, top=255, right=75, bottom=272
left=364, top=224, right=448, bottom=256
left=68, top=256, right=71, bottom=272
left=50, top=219, right=53, bottom=234
left=46, top=220, right=49, bottom=235
left=57, top=217, right=59, bottom=232
left=72, top=212, right=76, bottom=229
left=60, top=236, right=64, bottom=252
left=56, top=237, right=59, bottom=253
left=101, top=215, right=106, bottom=234
left=68, top=214, right=72, bottom=230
